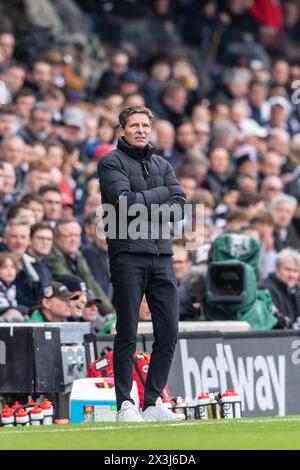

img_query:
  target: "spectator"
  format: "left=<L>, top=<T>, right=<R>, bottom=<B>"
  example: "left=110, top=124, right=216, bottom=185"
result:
left=0, top=106, right=18, bottom=143
left=3, top=219, right=42, bottom=308
left=152, top=80, right=188, bottom=127
left=260, top=175, right=283, bottom=202
left=24, top=160, right=52, bottom=194
left=270, top=194, right=300, bottom=251
left=38, top=185, right=62, bottom=225
left=6, top=202, right=35, bottom=226
left=252, top=209, right=277, bottom=279
left=259, top=248, right=300, bottom=327
left=56, top=274, right=87, bottom=321
left=46, top=217, right=114, bottom=314
left=27, top=222, right=54, bottom=286
left=172, top=241, right=200, bottom=321
left=13, top=89, right=36, bottom=124
left=27, top=281, right=79, bottom=322
left=81, top=213, right=112, bottom=299
left=19, top=103, right=53, bottom=145
left=22, top=194, right=45, bottom=224
left=202, top=147, right=235, bottom=201
left=0, top=251, right=24, bottom=321
left=95, top=50, right=129, bottom=97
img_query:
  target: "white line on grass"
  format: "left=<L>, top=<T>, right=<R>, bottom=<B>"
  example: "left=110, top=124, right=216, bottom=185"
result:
left=1, top=416, right=300, bottom=436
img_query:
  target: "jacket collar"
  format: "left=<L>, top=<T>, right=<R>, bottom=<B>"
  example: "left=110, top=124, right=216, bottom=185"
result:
left=117, top=137, right=156, bottom=160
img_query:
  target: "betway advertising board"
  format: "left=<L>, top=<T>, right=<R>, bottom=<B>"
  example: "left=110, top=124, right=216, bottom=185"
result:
left=145, top=331, right=300, bottom=417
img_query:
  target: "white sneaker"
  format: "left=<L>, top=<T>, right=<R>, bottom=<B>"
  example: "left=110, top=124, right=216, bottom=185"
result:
left=116, top=401, right=145, bottom=422
left=142, top=398, right=185, bottom=422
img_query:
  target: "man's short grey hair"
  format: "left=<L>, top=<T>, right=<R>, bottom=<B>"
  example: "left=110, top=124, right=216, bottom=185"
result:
left=4, top=218, right=30, bottom=235
left=211, top=119, right=238, bottom=144
left=276, top=248, right=300, bottom=270
left=270, top=194, right=297, bottom=212
left=224, top=67, right=252, bottom=86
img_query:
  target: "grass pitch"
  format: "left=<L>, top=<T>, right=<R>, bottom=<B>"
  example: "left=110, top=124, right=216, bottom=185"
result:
left=0, top=416, right=300, bottom=450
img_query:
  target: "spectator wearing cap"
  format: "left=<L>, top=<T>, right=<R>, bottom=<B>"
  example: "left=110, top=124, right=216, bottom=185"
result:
left=46, top=217, right=114, bottom=314
left=56, top=274, right=88, bottom=320
left=234, top=145, right=259, bottom=177
left=60, top=107, right=86, bottom=148
left=27, top=281, right=79, bottom=322
left=270, top=194, right=300, bottom=251
left=239, top=118, right=269, bottom=154
left=82, top=289, right=114, bottom=334
left=268, top=96, right=293, bottom=135
left=119, top=70, right=141, bottom=96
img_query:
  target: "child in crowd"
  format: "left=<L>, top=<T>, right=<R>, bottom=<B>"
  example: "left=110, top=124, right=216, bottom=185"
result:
left=0, top=252, right=24, bottom=320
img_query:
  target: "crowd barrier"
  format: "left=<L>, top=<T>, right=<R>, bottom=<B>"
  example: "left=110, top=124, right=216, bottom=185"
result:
left=1, top=324, right=299, bottom=418
left=85, top=329, right=300, bottom=418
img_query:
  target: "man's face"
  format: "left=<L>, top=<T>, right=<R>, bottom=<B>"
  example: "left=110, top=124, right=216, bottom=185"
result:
left=4, top=225, right=30, bottom=254
left=120, top=113, right=152, bottom=148
left=172, top=245, right=191, bottom=282
left=6, top=66, right=26, bottom=93
left=30, top=228, right=54, bottom=257
left=27, top=170, right=51, bottom=193
left=32, top=62, right=52, bottom=87
left=3, top=138, right=25, bottom=167
left=30, top=110, right=52, bottom=138
left=42, top=190, right=62, bottom=220
left=43, top=297, right=72, bottom=320
left=273, top=202, right=294, bottom=228
left=55, top=222, right=81, bottom=256
left=15, top=95, right=36, bottom=119
left=2, top=162, right=16, bottom=194
left=0, top=113, right=17, bottom=138
left=276, top=261, right=300, bottom=288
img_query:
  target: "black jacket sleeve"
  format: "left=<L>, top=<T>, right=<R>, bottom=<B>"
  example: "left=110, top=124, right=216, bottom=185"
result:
left=98, top=157, right=170, bottom=209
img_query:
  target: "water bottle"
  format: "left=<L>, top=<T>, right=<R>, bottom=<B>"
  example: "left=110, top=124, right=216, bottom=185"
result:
left=1, top=406, right=14, bottom=427
left=83, top=406, right=94, bottom=423
left=40, top=399, right=54, bottom=425
left=30, top=406, right=44, bottom=426
left=221, top=389, right=242, bottom=419
left=197, top=392, right=210, bottom=420
left=16, top=409, right=30, bottom=426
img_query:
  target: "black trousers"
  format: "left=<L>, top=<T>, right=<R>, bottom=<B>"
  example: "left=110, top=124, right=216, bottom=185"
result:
left=110, top=253, right=179, bottom=410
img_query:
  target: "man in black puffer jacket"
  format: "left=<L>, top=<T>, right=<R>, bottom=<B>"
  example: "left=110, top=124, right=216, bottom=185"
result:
left=98, top=105, right=186, bottom=422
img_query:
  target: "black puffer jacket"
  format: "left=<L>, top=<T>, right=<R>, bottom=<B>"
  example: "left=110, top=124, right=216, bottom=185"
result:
left=98, top=138, right=186, bottom=260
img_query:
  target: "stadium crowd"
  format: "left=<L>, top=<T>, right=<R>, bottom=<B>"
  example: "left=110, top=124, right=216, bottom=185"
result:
left=0, top=0, right=300, bottom=330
